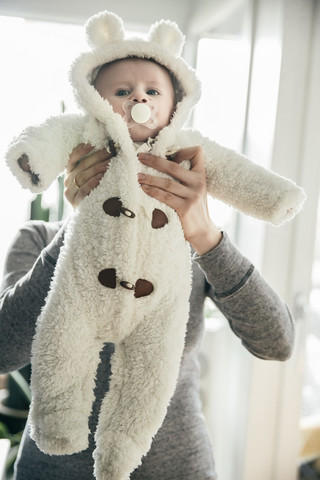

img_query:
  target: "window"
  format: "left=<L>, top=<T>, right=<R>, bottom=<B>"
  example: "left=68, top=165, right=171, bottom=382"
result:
left=193, top=36, right=250, bottom=238
left=0, top=16, right=85, bottom=275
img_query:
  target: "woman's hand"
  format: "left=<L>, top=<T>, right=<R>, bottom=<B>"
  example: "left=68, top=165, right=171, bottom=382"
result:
left=138, top=146, right=222, bottom=255
left=64, top=144, right=113, bottom=209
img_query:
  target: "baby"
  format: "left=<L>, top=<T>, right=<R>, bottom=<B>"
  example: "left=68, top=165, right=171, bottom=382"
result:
left=93, top=58, right=176, bottom=143
left=5, top=11, right=305, bottom=480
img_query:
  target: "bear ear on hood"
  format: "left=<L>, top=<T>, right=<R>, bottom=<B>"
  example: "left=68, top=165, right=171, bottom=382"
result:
left=86, top=11, right=125, bottom=49
left=148, top=20, right=185, bottom=57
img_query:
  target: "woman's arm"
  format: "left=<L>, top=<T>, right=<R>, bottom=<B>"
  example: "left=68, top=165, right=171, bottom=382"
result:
left=137, top=146, right=295, bottom=362
left=0, top=221, right=65, bottom=373
left=195, top=233, right=295, bottom=361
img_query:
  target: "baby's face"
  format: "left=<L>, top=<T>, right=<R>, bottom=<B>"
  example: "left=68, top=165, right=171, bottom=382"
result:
left=94, top=58, right=176, bottom=142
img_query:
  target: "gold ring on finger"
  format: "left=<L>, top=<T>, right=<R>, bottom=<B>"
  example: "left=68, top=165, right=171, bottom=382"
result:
left=73, top=177, right=80, bottom=190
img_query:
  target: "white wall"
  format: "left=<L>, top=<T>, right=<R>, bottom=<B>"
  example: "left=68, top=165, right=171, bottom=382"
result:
left=241, top=1, right=320, bottom=479
left=0, top=0, right=193, bottom=30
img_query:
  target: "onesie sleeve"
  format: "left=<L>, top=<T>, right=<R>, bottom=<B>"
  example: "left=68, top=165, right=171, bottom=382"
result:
left=193, top=233, right=295, bottom=361
left=5, top=114, right=85, bottom=193
left=176, top=128, right=306, bottom=226
left=0, top=221, right=65, bottom=373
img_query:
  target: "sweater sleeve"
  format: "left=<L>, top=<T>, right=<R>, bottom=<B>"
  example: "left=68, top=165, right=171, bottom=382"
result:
left=193, top=233, right=295, bottom=361
left=0, top=221, right=65, bottom=373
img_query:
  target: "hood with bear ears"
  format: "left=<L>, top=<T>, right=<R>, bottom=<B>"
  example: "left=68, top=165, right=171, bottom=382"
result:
left=69, top=11, right=201, bottom=144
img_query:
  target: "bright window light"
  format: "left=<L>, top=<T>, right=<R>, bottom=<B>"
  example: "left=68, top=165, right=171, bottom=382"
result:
left=0, top=16, right=86, bottom=276
left=193, top=37, right=250, bottom=236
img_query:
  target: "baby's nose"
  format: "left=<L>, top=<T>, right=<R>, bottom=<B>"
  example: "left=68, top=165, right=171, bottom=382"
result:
left=132, top=90, right=148, bottom=103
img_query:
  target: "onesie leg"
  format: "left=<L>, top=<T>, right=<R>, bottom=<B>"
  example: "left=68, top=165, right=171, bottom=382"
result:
left=29, top=306, right=105, bottom=455
left=93, top=303, right=188, bottom=480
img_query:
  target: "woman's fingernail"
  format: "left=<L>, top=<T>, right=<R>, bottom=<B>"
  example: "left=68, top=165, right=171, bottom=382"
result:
left=138, top=152, right=150, bottom=160
left=137, top=173, right=146, bottom=181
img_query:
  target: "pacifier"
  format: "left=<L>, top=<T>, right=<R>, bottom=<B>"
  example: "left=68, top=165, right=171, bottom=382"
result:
left=122, top=100, right=158, bottom=129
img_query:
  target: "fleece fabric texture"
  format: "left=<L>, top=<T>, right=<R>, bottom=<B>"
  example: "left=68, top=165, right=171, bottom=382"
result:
left=0, top=221, right=294, bottom=480
left=4, top=11, right=303, bottom=479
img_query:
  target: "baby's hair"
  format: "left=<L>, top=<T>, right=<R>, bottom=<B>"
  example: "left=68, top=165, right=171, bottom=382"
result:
left=92, top=56, right=183, bottom=103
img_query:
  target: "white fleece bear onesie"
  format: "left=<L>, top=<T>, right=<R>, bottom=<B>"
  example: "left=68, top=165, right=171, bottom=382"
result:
left=5, top=11, right=306, bottom=480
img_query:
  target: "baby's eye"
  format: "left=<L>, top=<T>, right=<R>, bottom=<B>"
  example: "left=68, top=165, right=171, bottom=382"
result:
left=147, top=89, right=159, bottom=96
left=116, top=89, right=130, bottom=97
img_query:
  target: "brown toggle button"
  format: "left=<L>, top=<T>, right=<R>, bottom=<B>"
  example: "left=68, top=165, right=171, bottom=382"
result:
left=120, top=208, right=135, bottom=218
left=134, top=279, right=154, bottom=298
left=98, top=269, right=154, bottom=298
left=120, top=281, right=135, bottom=290
left=103, top=197, right=135, bottom=218
left=151, top=209, right=168, bottom=229
left=98, top=268, right=116, bottom=288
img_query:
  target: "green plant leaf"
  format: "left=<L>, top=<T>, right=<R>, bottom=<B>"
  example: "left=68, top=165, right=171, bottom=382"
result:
left=8, top=371, right=31, bottom=404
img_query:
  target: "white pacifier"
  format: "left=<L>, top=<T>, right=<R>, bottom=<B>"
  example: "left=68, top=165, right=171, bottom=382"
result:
left=122, top=100, right=158, bottom=129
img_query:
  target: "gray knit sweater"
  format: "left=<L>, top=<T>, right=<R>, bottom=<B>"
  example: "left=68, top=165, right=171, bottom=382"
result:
left=0, top=221, right=294, bottom=480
